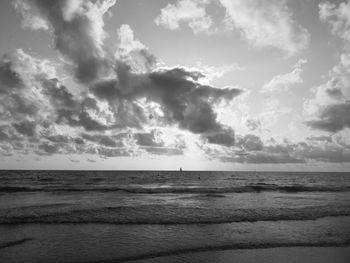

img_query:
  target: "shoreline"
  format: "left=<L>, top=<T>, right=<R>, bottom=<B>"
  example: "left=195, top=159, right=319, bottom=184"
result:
left=1, top=218, right=350, bottom=263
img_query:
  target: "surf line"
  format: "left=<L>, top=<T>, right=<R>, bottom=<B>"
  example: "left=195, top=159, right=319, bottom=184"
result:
left=0, top=238, right=33, bottom=250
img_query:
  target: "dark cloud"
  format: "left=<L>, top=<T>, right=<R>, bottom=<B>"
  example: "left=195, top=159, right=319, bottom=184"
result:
left=37, top=142, right=61, bottom=155
left=54, top=96, right=116, bottom=132
left=246, top=119, right=261, bottom=131
left=74, top=137, right=85, bottom=145
left=92, top=65, right=243, bottom=145
left=205, top=128, right=235, bottom=147
left=82, top=133, right=123, bottom=148
left=78, top=111, right=111, bottom=131
left=13, top=121, right=36, bottom=137
left=237, top=152, right=304, bottom=164
left=10, top=94, right=39, bottom=117
left=306, top=102, right=350, bottom=132
left=145, top=146, right=184, bottom=156
left=0, top=57, right=23, bottom=90
left=44, top=134, right=70, bottom=144
left=134, top=131, right=163, bottom=147
left=3, top=1, right=246, bottom=160
left=214, top=133, right=350, bottom=164
left=97, top=147, right=131, bottom=157
left=236, top=134, right=264, bottom=151
left=24, top=0, right=116, bottom=83
left=326, top=88, right=343, bottom=99
left=41, top=78, right=76, bottom=109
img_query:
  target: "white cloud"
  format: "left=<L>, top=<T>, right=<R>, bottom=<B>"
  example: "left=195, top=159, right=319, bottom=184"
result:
left=12, top=0, right=48, bottom=31
left=319, top=0, right=350, bottom=43
left=154, top=0, right=214, bottom=35
left=261, top=59, right=306, bottom=93
left=219, top=0, right=309, bottom=56
left=155, top=0, right=309, bottom=56
left=115, top=24, right=157, bottom=73
left=304, top=1, right=350, bottom=132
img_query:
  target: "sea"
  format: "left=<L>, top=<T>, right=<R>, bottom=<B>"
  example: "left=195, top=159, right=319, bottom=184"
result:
left=0, top=170, right=350, bottom=263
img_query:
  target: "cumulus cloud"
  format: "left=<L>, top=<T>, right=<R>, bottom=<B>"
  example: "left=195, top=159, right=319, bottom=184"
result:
left=92, top=64, right=242, bottom=146
left=246, top=119, right=262, bottom=131
left=0, top=49, right=124, bottom=157
left=12, top=0, right=48, bottom=30
left=7, top=0, right=347, bottom=165
left=1, top=1, right=245, bottom=161
left=14, top=0, right=116, bottom=83
left=306, top=102, right=350, bottom=132
left=261, top=59, right=306, bottom=93
left=220, top=0, right=309, bottom=56
left=305, top=1, right=350, bottom=133
left=155, top=0, right=214, bottom=35
left=319, top=0, right=350, bottom=43
left=236, top=134, right=264, bottom=151
left=133, top=130, right=185, bottom=155
left=155, top=0, right=309, bottom=56
left=115, top=24, right=157, bottom=73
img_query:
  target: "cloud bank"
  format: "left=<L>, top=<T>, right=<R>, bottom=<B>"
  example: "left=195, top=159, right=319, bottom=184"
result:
left=1, top=0, right=244, bottom=162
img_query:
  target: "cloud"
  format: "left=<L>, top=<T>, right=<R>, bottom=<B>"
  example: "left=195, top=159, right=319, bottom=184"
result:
left=115, top=24, right=157, bottom=73
left=306, top=102, right=350, bottom=132
left=12, top=0, right=48, bottom=30
left=92, top=64, right=243, bottom=146
left=304, top=1, right=350, bottom=133
left=10, top=0, right=244, bottom=150
left=10, top=1, right=347, bottom=165
left=205, top=127, right=235, bottom=147
left=319, top=0, right=350, bottom=43
left=82, top=133, right=124, bottom=148
left=155, top=0, right=214, bottom=35
left=134, top=130, right=163, bottom=147
left=155, top=0, right=309, bottom=56
left=0, top=44, right=242, bottom=160
left=213, top=134, right=350, bottom=164
left=13, top=121, right=37, bottom=137
left=236, top=134, right=264, bottom=151
left=220, top=0, right=309, bottom=56
left=246, top=119, right=262, bottom=131
left=0, top=49, right=56, bottom=123
left=261, top=59, right=306, bottom=93
left=133, top=130, right=185, bottom=156
left=17, top=0, right=116, bottom=83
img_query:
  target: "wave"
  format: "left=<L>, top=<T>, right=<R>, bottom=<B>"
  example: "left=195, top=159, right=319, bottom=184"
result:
left=0, top=238, right=33, bottom=249
left=1, top=184, right=350, bottom=194
left=82, top=241, right=350, bottom=263
left=1, top=205, right=350, bottom=225
left=0, top=186, right=40, bottom=192
left=119, top=185, right=350, bottom=194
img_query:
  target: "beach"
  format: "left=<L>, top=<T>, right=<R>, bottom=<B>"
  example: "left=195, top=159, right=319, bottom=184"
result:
left=0, top=170, right=350, bottom=262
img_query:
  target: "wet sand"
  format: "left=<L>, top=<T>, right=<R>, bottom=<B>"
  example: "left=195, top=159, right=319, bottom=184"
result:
left=129, top=247, right=350, bottom=263
left=1, top=219, right=350, bottom=263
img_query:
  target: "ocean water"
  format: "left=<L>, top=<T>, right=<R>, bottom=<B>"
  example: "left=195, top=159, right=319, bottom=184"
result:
left=0, top=170, right=350, bottom=263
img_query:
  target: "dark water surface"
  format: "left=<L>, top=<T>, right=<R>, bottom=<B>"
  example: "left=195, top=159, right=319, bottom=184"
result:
left=0, top=170, right=350, bottom=262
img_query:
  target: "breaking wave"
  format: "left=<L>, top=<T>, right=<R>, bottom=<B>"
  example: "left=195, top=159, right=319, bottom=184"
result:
left=1, top=204, right=350, bottom=225
left=1, top=184, right=350, bottom=194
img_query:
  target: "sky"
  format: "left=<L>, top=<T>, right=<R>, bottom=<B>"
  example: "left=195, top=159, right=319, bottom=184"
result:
left=0, top=0, right=350, bottom=171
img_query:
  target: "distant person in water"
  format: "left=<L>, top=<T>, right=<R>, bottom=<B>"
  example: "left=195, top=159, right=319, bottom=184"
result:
left=179, top=168, right=182, bottom=172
